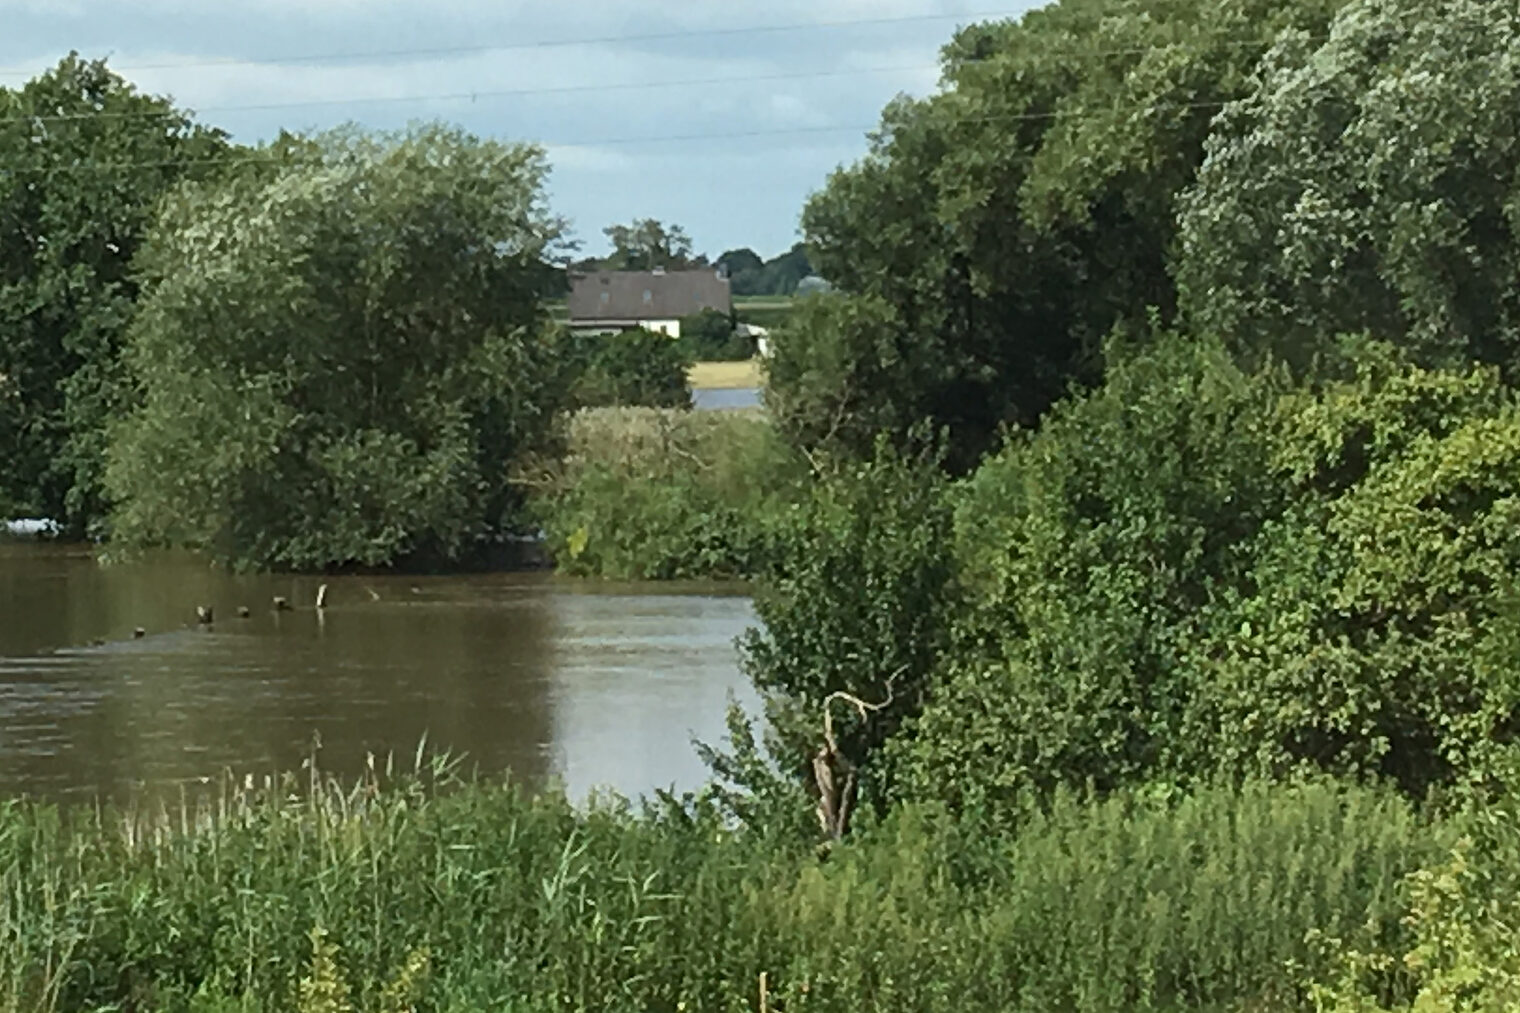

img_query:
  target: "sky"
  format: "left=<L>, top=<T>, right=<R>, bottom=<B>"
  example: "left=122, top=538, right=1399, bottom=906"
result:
left=0, top=1, right=1040, bottom=260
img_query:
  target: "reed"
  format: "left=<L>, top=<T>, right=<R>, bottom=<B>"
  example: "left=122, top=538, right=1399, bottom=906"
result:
left=0, top=761, right=1445, bottom=1012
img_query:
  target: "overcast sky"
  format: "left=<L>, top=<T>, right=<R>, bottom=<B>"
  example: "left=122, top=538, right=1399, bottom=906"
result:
left=1, top=1, right=1038, bottom=259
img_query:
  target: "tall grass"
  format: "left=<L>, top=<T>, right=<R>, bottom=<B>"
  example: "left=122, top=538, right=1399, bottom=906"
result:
left=0, top=763, right=1443, bottom=1012
left=528, top=406, right=808, bottom=580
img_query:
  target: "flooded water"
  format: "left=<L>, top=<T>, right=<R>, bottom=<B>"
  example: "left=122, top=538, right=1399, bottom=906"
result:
left=0, top=541, right=759, bottom=804
left=692, top=387, right=761, bottom=411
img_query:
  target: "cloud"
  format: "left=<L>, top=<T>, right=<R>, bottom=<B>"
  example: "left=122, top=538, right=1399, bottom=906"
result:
left=2, top=0, right=1043, bottom=255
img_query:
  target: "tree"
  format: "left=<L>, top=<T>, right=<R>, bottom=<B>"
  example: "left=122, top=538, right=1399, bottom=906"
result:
left=679, top=308, right=751, bottom=361
left=779, top=0, right=1346, bottom=468
left=1176, top=0, right=1520, bottom=377
left=716, top=247, right=764, bottom=278
left=600, top=219, right=705, bottom=271
left=104, top=125, right=570, bottom=570
left=724, top=243, right=815, bottom=296
left=0, top=54, right=230, bottom=531
left=567, top=328, right=693, bottom=410
left=890, top=339, right=1520, bottom=816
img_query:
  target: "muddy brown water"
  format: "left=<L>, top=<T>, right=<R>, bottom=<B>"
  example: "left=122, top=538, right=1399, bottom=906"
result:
left=0, top=540, right=759, bottom=804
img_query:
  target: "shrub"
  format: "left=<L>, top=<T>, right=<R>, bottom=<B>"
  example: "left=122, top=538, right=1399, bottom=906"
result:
left=678, top=308, right=753, bottom=361
left=737, top=438, right=957, bottom=807
left=528, top=406, right=805, bottom=580
left=567, top=328, right=692, bottom=410
left=892, top=338, right=1520, bottom=817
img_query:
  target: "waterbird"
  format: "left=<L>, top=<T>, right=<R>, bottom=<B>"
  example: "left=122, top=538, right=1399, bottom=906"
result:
left=196, top=605, right=214, bottom=625
left=273, top=596, right=291, bottom=611
left=315, top=583, right=328, bottom=610
left=237, top=605, right=251, bottom=619
left=133, top=627, right=146, bottom=639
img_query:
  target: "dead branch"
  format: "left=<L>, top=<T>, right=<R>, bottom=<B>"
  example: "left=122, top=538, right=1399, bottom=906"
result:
left=813, top=670, right=902, bottom=841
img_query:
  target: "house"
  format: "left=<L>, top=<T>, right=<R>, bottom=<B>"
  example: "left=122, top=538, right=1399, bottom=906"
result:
left=567, top=268, right=732, bottom=340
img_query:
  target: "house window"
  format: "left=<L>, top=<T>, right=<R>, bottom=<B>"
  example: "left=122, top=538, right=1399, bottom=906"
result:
left=600, top=292, right=610, bottom=305
left=642, top=290, right=653, bottom=305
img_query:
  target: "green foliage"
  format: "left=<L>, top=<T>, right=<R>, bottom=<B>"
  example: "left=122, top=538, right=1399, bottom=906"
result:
left=596, top=218, right=704, bottom=271
left=785, top=0, right=1346, bottom=465
left=1307, top=787, right=1520, bottom=1012
left=891, top=336, right=1291, bottom=809
left=738, top=440, right=956, bottom=804
left=764, top=292, right=940, bottom=464
left=0, top=767, right=1441, bottom=1013
left=0, top=54, right=231, bottom=532
left=566, top=327, right=693, bottom=409
left=104, top=125, right=568, bottom=571
left=529, top=406, right=805, bottom=580
left=1177, top=0, right=1520, bottom=376
left=677, top=307, right=752, bottom=361
left=890, top=338, right=1520, bottom=816
left=722, top=242, right=813, bottom=297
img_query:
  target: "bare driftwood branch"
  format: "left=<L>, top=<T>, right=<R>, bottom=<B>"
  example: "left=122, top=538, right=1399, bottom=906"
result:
left=813, top=670, right=902, bottom=841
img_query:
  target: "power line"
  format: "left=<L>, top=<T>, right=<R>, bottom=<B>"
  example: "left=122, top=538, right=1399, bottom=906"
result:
left=0, top=99, right=1238, bottom=175
left=0, top=10, right=1024, bottom=78
left=0, top=63, right=944, bottom=125
left=0, top=28, right=1314, bottom=127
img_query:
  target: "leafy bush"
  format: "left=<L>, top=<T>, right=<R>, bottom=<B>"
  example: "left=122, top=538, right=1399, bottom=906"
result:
left=104, top=125, right=568, bottom=571
left=0, top=767, right=1441, bottom=1013
left=678, top=308, right=753, bottom=361
left=1307, top=787, right=1520, bottom=1011
left=737, top=439, right=957, bottom=806
left=567, top=328, right=693, bottom=410
left=528, top=406, right=805, bottom=580
left=891, top=338, right=1520, bottom=816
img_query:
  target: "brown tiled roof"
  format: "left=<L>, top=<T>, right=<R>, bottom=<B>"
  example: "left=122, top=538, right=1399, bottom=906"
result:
left=568, top=269, right=732, bottom=322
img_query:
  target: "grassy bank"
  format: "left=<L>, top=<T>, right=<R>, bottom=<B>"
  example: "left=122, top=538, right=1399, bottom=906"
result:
left=688, top=359, right=762, bottom=390
left=0, top=764, right=1455, bottom=1013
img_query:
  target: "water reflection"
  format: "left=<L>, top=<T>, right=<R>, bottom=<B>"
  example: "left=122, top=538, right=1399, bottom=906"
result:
left=0, top=542, right=757, bottom=804
left=692, top=387, right=761, bottom=411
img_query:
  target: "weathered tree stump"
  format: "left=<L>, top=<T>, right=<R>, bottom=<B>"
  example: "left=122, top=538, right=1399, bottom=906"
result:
left=273, top=596, right=291, bottom=611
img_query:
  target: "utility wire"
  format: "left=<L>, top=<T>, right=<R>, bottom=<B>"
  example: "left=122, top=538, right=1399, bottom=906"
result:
left=0, top=9, right=1025, bottom=78
left=0, top=28, right=1315, bottom=127
left=0, top=63, right=944, bottom=125
left=0, top=99, right=1238, bottom=176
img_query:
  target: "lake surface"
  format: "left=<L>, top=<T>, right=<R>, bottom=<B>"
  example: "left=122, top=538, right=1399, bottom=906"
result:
left=692, top=387, right=761, bottom=411
left=0, top=541, right=759, bottom=804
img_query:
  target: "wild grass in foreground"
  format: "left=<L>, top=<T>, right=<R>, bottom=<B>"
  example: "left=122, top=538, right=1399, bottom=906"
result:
left=0, top=758, right=1451, bottom=1013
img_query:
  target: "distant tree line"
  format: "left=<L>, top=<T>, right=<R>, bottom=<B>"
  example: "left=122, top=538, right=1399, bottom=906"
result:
left=560, top=218, right=815, bottom=298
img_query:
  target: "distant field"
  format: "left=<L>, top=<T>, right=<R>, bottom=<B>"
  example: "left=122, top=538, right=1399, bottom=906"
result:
left=736, top=306, right=793, bottom=329
left=689, top=359, right=762, bottom=390
left=732, top=295, right=794, bottom=309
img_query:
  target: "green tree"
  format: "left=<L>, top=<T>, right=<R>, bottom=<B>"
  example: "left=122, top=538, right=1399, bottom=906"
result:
left=782, top=0, right=1345, bottom=468
left=104, top=125, right=569, bottom=570
left=568, top=328, right=693, bottom=410
left=716, top=247, right=764, bottom=278
left=1177, top=0, right=1520, bottom=377
left=890, top=339, right=1520, bottom=816
left=0, top=54, right=230, bottom=530
left=679, top=308, right=751, bottom=361
left=601, top=219, right=704, bottom=271
left=737, top=439, right=957, bottom=809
